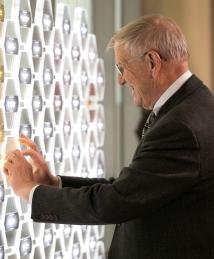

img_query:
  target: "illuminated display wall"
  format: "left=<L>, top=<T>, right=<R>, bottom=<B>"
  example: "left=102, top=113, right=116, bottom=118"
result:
left=0, top=0, right=105, bottom=258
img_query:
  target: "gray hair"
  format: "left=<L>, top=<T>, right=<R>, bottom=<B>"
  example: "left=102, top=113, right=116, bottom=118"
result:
left=108, top=14, right=189, bottom=63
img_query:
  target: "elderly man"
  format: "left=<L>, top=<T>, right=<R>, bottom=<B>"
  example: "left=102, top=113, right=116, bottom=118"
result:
left=4, top=15, right=214, bottom=258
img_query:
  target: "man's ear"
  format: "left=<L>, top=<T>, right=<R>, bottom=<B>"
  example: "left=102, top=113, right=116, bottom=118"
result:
left=149, top=55, right=155, bottom=69
left=148, top=53, right=158, bottom=69
left=148, top=52, right=161, bottom=77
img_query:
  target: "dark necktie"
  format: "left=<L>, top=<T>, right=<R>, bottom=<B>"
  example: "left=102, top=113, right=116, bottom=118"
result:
left=142, top=111, right=156, bottom=138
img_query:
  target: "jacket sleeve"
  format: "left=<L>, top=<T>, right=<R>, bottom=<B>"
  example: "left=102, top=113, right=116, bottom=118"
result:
left=59, top=175, right=115, bottom=188
left=31, top=121, right=200, bottom=225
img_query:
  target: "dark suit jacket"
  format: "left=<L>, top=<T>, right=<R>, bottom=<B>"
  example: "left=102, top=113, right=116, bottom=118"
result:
left=32, top=75, right=214, bottom=259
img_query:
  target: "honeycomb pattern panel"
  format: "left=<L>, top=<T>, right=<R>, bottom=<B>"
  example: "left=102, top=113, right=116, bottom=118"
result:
left=0, top=1, right=106, bottom=258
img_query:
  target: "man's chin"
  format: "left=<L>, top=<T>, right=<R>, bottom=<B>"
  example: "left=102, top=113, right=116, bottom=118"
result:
left=133, top=98, right=143, bottom=107
left=133, top=99, right=151, bottom=109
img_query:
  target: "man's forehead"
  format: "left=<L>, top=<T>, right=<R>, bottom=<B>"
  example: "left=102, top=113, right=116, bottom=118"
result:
left=114, top=45, right=130, bottom=61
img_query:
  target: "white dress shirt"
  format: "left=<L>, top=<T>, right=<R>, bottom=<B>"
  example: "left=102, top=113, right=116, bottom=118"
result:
left=153, top=70, right=192, bottom=115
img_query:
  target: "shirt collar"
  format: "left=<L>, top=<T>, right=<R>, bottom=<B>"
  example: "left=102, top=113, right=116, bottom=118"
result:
left=153, top=70, right=192, bottom=115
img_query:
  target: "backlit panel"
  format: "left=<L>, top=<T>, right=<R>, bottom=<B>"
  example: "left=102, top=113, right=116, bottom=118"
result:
left=0, top=1, right=105, bottom=258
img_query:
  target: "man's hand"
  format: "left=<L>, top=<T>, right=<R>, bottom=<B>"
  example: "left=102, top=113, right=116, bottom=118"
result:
left=3, top=149, right=37, bottom=202
left=19, top=134, right=59, bottom=187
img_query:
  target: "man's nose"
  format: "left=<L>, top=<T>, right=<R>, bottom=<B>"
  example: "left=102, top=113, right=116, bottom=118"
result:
left=118, top=74, right=126, bottom=85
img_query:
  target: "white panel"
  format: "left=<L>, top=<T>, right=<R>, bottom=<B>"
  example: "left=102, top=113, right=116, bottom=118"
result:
left=0, top=0, right=105, bottom=258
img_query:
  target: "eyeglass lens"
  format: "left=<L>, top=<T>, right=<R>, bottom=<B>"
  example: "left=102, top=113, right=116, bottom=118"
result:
left=116, top=64, right=123, bottom=75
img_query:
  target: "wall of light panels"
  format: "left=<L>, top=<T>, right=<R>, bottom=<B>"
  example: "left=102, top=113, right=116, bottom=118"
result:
left=0, top=0, right=105, bottom=258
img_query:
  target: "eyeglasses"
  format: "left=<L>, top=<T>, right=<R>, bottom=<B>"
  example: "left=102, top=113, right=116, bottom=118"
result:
left=115, top=50, right=167, bottom=76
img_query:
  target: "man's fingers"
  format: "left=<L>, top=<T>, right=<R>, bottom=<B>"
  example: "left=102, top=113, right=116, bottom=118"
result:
left=12, top=149, right=22, bottom=159
left=22, top=149, right=42, bottom=163
left=5, top=149, right=22, bottom=163
left=19, top=138, right=37, bottom=150
left=19, top=135, right=38, bottom=151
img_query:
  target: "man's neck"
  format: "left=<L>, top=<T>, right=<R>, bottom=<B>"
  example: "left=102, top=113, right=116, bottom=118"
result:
left=142, top=61, right=189, bottom=110
left=160, top=61, right=189, bottom=92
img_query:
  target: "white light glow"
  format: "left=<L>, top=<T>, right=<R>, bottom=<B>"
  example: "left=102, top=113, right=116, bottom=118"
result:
left=72, top=95, right=80, bottom=110
left=43, top=122, right=53, bottom=138
left=63, top=225, right=72, bottom=239
left=97, top=163, right=104, bottom=178
left=43, top=13, right=53, bottom=32
left=43, top=228, right=53, bottom=247
left=19, top=68, right=32, bottom=84
left=71, top=46, right=80, bottom=61
left=43, top=68, right=53, bottom=85
left=88, top=48, right=96, bottom=63
left=81, top=120, right=88, bottom=134
left=97, top=73, right=104, bottom=86
left=80, top=23, right=88, bottom=39
left=54, top=95, right=62, bottom=111
left=32, top=95, right=43, bottom=112
left=5, top=96, right=19, bottom=112
left=81, top=167, right=89, bottom=178
left=5, top=37, right=19, bottom=55
left=54, top=43, right=63, bottom=60
left=54, top=147, right=63, bottom=163
left=97, top=119, right=104, bottom=131
left=4, top=212, right=19, bottom=231
left=32, top=40, right=42, bottom=58
left=19, top=124, right=32, bottom=138
left=63, top=18, right=71, bottom=34
left=89, top=236, right=96, bottom=252
left=19, top=10, right=31, bottom=27
left=19, top=236, right=32, bottom=256
left=63, top=70, right=72, bottom=86
left=63, top=120, right=71, bottom=136
left=89, top=142, right=96, bottom=158
left=72, top=144, right=80, bottom=160
left=81, top=71, right=88, bottom=86
left=72, top=243, right=80, bottom=259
